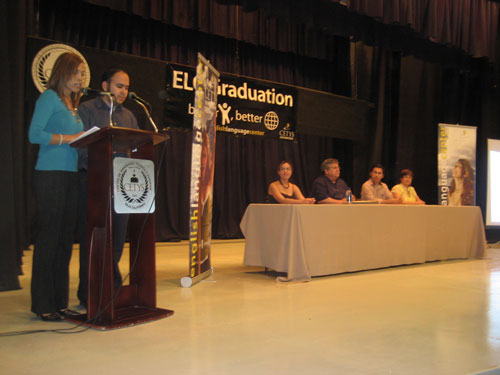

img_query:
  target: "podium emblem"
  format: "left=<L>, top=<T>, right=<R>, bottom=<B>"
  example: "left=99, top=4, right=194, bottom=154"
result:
left=113, top=157, right=155, bottom=213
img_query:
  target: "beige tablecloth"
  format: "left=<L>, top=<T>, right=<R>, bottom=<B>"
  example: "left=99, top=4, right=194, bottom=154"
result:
left=240, top=204, right=486, bottom=282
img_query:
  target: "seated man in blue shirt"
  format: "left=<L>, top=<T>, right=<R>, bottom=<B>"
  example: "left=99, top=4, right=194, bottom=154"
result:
left=310, top=158, right=355, bottom=204
left=77, top=68, right=139, bottom=308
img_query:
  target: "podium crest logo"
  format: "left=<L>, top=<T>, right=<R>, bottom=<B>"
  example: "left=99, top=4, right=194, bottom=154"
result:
left=31, top=43, right=91, bottom=93
left=114, top=158, right=155, bottom=213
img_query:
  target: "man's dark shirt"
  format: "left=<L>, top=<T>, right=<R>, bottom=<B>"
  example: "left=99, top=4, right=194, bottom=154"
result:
left=310, top=174, right=351, bottom=203
left=77, top=97, right=139, bottom=170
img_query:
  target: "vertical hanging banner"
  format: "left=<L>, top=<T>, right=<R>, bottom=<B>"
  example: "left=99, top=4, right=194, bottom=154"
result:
left=437, top=123, right=477, bottom=206
left=181, top=54, right=219, bottom=288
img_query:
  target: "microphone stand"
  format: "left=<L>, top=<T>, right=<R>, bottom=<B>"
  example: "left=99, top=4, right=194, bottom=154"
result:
left=132, top=99, right=158, bottom=133
left=82, top=88, right=116, bottom=128
left=106, top=93, right=114, bottom=127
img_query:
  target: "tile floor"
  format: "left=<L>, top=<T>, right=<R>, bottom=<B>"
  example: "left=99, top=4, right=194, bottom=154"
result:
left=1, top=240, right=500, bottom=375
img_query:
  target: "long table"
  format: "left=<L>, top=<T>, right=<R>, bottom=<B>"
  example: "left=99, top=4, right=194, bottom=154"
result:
left=240, top=204, right=486, bottom=282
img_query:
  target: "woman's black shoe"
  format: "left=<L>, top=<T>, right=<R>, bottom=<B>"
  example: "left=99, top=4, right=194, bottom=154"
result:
left=38, top=313, right=63, bottom=322
left=58, top=308, right=81, bottom=317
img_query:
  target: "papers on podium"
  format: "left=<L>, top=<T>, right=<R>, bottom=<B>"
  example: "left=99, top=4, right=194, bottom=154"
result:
left=69, top=126, right=100, bottom=144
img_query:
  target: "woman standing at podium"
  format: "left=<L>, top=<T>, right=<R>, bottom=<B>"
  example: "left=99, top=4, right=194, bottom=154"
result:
left=28, top=52, right=85, bottom=321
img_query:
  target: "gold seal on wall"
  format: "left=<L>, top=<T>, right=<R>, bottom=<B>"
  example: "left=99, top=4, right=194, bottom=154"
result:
left=31, top=43, right=91, bottom=93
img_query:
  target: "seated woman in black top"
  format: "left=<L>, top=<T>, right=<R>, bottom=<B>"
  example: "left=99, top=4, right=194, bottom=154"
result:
left=267, top=161, right=315, bottom=204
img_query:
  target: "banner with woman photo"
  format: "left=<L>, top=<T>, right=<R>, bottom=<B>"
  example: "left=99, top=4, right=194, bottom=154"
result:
left=437, top=123, right=477, bottom=206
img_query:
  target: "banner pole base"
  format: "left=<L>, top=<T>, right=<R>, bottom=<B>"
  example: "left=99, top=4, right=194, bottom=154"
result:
left=180, top=267, right=213, bottom=288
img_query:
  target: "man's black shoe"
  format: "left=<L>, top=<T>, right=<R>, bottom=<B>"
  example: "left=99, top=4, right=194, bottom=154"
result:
left=58, top=308, right=81, bottom=317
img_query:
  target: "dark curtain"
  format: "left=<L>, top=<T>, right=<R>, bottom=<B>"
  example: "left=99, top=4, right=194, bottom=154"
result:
left=81, top=0, right=351, bottom=61
left=394, top=56, right=442, bottom=204
left=350, top=43, right=401, bottom=182
left=345, top=0, right=499, bottom=61
left=82, top=0, right=499, bottom=61
left=39, top=0, right=350, bottom=95
left=0, top=1, right=27, bottom=290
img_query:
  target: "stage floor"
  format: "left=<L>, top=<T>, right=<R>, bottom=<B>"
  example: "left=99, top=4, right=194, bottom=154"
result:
left=1, top=240, right=500, bottom=375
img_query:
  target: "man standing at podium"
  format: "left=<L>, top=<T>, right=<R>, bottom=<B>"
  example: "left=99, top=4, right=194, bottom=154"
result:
left=77, top=68, right=139, bottom=308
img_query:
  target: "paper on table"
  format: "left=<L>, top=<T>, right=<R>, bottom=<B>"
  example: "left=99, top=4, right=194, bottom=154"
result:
left=350, top=200, right=379, bottom=204
left=69, top=126, right=101, bottom=144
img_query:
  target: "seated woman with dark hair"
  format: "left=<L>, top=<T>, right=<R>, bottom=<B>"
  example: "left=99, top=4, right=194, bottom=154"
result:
left=267, top=161, right=315, bottom=204
left=391, top=169, right=425, bottom=205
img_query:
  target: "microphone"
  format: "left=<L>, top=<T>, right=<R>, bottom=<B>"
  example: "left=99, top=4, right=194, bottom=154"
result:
left=128, top=92, right=151, bottom=107
left=82, top=87, right=114, bottom=97
left=128, top=92, right=157, bottom=132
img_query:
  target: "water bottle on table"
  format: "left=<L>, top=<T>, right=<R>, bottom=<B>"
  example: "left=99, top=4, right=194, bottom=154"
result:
left=346, top=189, right=352, bottom=204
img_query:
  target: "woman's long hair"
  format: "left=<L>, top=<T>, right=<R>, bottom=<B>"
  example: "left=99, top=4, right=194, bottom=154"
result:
left=449, top=158, right=475, bottom=205
left=47, top=52, right=83, bottom=109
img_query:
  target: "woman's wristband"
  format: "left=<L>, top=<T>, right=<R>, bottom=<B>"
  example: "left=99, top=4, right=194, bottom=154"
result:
left=58, top=134, right=63, bottom=145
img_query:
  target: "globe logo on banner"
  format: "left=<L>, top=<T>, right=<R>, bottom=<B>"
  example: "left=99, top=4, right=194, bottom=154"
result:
left=113, top=157, right=155, bottom=214
left=264, top=111, right=279, bottom=130
left=31, top=43, right=91, bottom=93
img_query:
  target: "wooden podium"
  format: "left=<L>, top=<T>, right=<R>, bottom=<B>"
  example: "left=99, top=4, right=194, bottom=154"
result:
left=70, top=127, right=173, bottom=329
